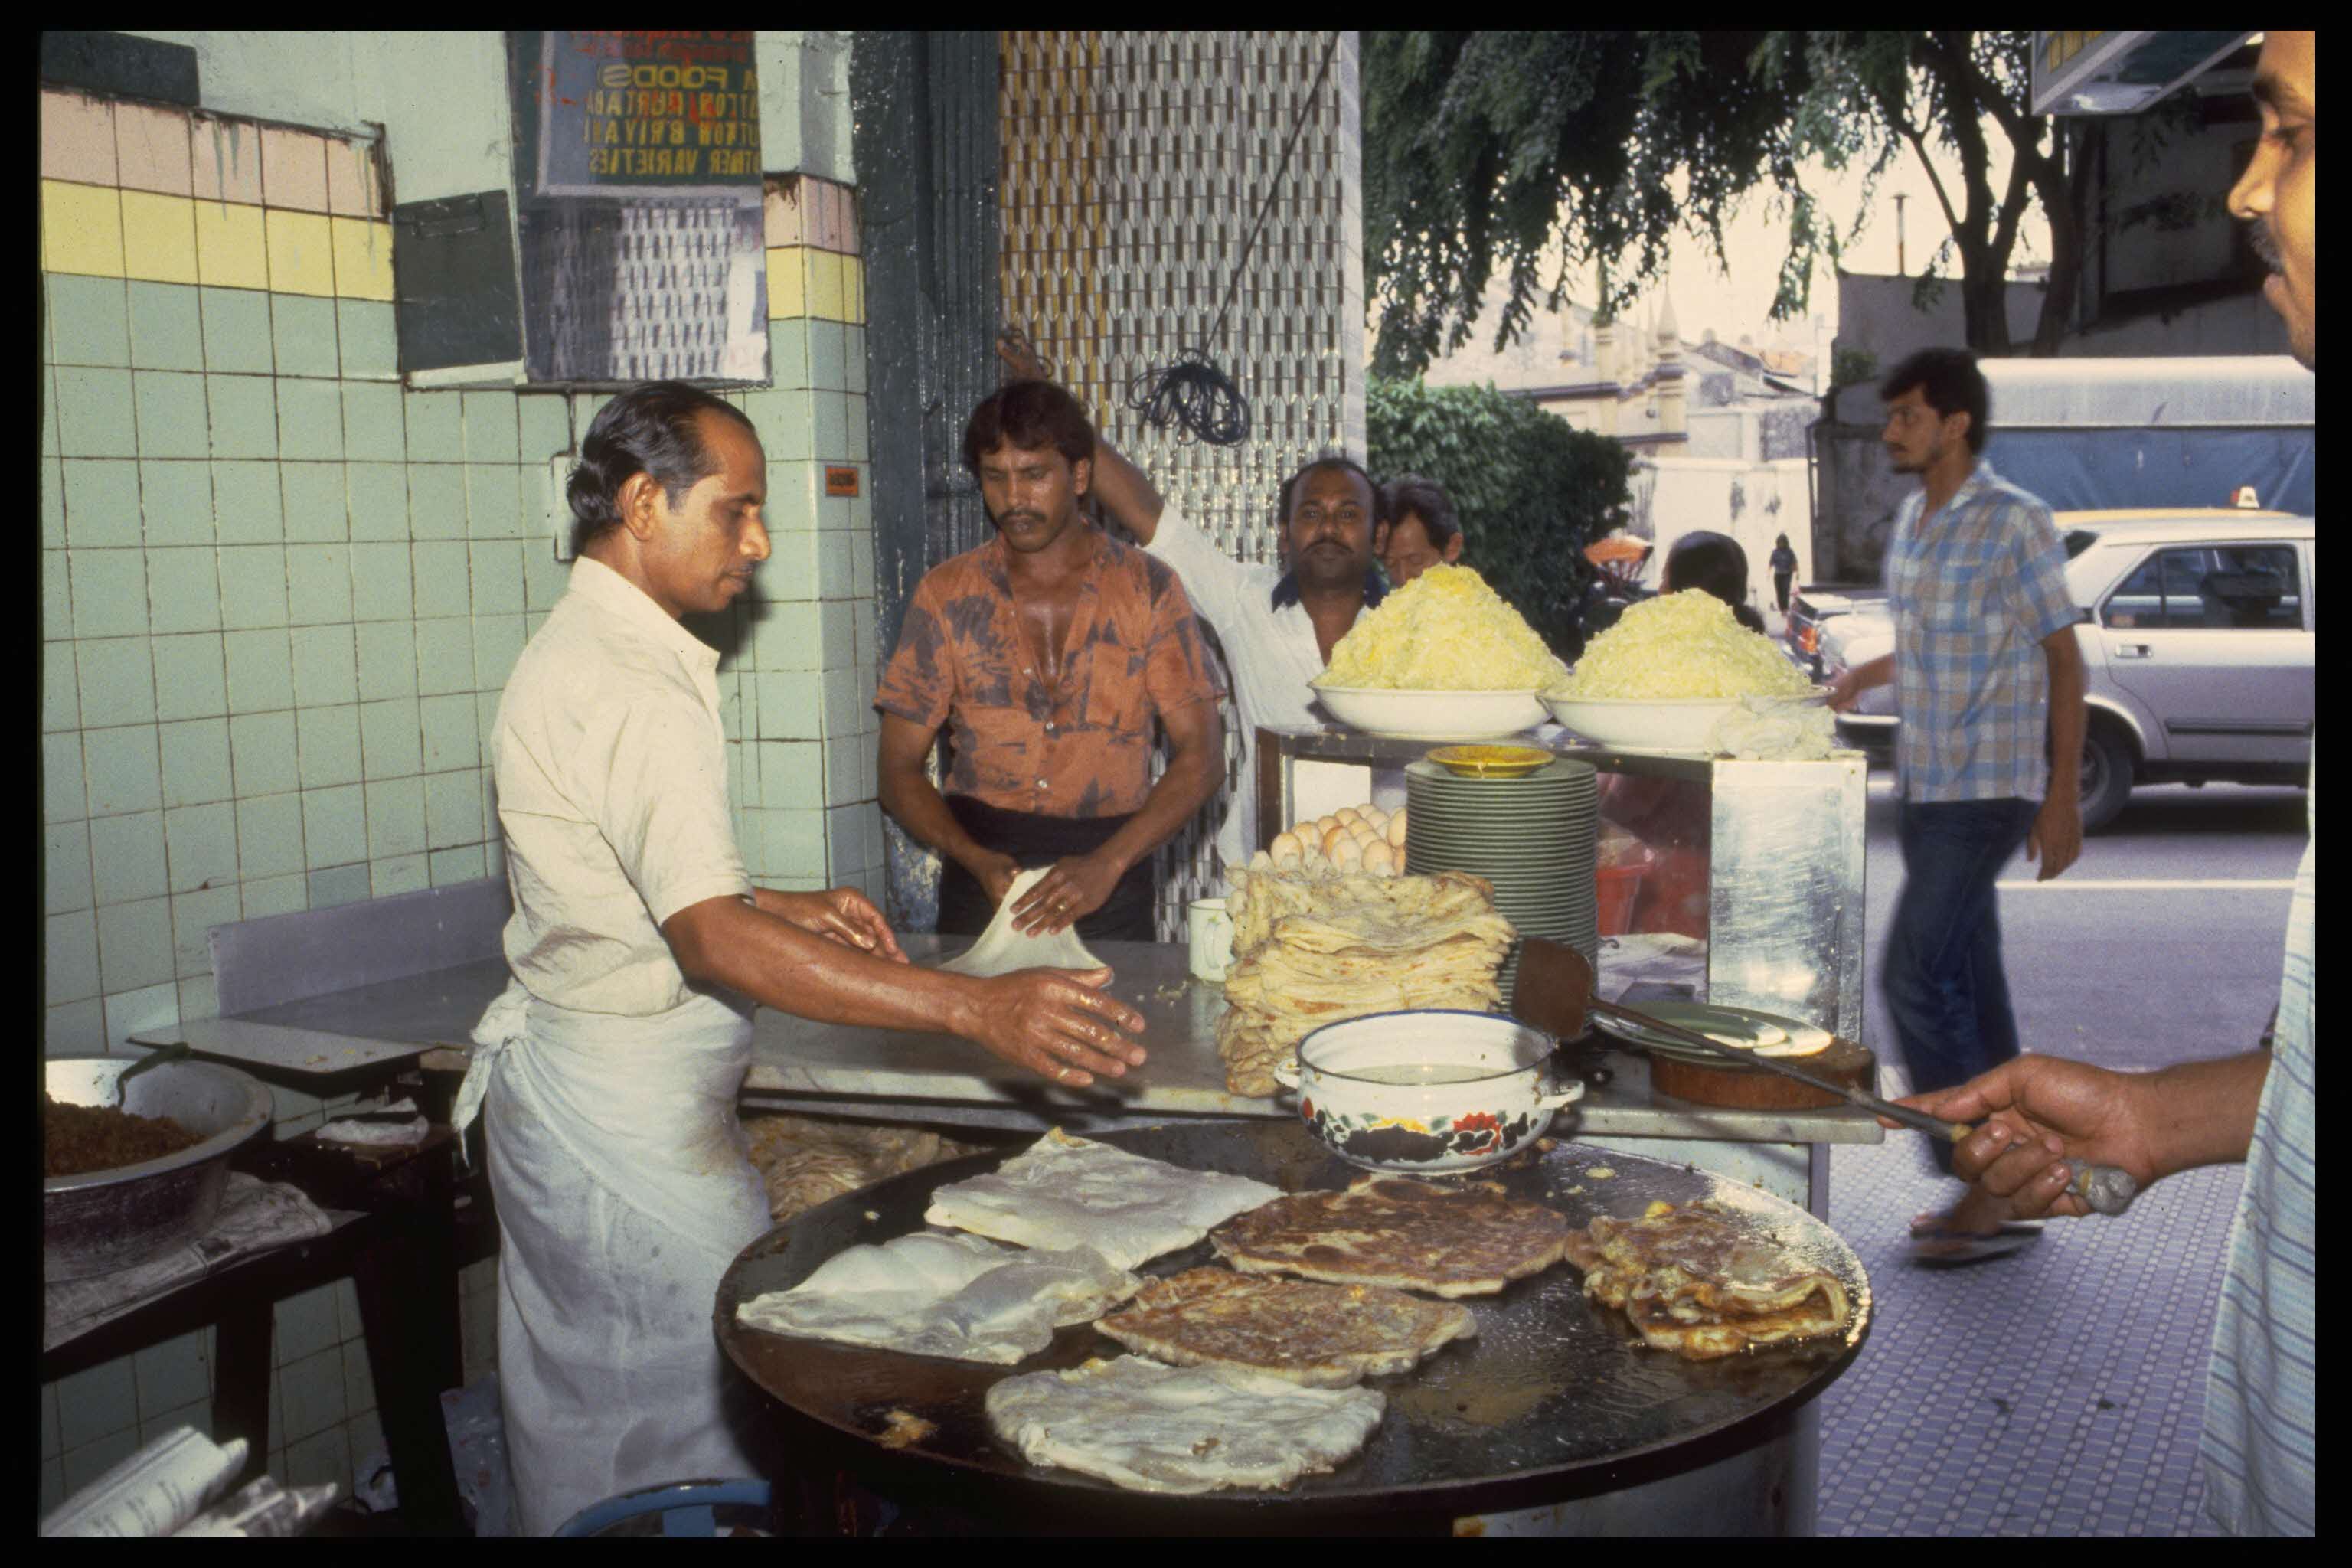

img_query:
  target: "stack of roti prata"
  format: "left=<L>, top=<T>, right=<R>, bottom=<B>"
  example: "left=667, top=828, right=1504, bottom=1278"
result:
left=1217, top=854, right=1517, bottom=1097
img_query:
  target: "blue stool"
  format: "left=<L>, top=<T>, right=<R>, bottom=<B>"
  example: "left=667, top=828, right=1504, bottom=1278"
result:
left=553, top=1479, right=774, bottom=1537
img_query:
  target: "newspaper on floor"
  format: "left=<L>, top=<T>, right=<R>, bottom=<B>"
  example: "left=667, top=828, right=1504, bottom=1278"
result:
left=173, top=1475, right=342, bottom=1537
left=317, top=1096, right=430, bottom=1148
left=44, top=1174, right=340, bottom=1352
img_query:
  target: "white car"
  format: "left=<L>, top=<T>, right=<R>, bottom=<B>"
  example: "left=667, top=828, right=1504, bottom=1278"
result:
left=1822, top=511, right=2315, bottom=831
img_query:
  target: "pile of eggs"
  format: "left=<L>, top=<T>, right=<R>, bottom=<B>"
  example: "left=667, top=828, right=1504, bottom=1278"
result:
left=1268, top=804, right=1409, bottom=877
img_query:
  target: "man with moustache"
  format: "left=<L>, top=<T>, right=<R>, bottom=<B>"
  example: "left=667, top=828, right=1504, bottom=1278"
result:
left=1825, top=345, right=2086, bottom=1265
left=1893, top=28, right=2312, bottom=1535
left=877, top=380, right=1225, bottom=940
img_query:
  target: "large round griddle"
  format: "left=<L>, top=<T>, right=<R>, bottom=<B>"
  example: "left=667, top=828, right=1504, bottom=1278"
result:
left=715, top=1122, right=1870, bottom=1521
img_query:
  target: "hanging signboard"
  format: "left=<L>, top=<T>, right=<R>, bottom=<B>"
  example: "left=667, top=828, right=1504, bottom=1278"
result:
left=508, top=30, right=769, bottom=384
left=2030, top=30, right=2253, bottom=116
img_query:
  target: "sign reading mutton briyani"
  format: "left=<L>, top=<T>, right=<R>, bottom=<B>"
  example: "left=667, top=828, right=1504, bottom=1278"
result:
left=509, top=31, right=769, bottom=384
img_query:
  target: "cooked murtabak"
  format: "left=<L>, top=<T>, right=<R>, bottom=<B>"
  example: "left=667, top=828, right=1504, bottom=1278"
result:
left=1093, top=1266, right=1477, bottom=1387
left=1209, top=1174, right=1570, bottom=1298
left=1563, top=1200, right=1853, bottom=1361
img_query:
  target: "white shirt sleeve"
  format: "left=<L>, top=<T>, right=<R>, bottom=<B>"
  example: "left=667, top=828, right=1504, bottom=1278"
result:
left=580, top=688, right=754, bottom=928
left=1144, top=503, right=1261, bottom=642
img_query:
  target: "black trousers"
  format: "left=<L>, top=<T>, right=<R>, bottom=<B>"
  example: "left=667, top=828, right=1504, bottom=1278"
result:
left=935, top=795, right=1157, bottom=942
left=1773, top=572, right=1794, bottom=613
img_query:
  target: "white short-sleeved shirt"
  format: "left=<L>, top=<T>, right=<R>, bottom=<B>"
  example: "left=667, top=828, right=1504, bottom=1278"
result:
left=1144, top=504, right=1336, bottom=869
left=491, top=557, right=754, bottom=1016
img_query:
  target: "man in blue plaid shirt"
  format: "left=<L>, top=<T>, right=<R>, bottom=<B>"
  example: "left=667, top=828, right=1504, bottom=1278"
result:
left=1829, top=348, right=2086, bottom=1263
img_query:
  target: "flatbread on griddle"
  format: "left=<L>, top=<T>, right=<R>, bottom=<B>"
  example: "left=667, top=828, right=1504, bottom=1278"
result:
left=1209, top=1175, right=1570, bottom=1298
left=1093, top=1266, right=1476, bottom=1387
left=1563, top=1200, right=1852, bottom=1361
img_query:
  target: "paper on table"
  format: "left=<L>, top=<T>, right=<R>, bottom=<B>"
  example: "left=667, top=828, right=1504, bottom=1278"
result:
left=933, top=866, right=1108, bottom=978
left=41, top=1427, right=249, bottom=1537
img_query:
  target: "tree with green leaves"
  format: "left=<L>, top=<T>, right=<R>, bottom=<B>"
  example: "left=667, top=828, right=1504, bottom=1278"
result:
left=1366, top=377, right=1633, bottom=661
left=1364, top=30, right=2087, bottom=369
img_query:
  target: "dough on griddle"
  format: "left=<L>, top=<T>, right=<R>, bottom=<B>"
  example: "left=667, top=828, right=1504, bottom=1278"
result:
left=1093, top=1266, right=1476, bottom=1387
left=934, top=866, right=1108, bottom=977
left=1563, top=1199, right=1852, bottom=1360
left=985, top=1354, right=1385, bottom=1494
left=926, top=1129, right=1282, bottom=1272
left=1210, top=1175, right=1570, bottom=1298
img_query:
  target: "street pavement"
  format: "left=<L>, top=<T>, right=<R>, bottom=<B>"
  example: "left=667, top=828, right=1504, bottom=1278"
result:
left=1812, top=771, right=2308, bottom=1536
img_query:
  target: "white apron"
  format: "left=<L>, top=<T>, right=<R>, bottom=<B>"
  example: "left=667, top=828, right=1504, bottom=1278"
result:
left=458, top=978, right=773, bottom=1537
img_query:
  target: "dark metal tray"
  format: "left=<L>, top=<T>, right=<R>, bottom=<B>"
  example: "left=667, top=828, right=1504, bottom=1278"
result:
left=714, top=1122, right=1870, bottom=1515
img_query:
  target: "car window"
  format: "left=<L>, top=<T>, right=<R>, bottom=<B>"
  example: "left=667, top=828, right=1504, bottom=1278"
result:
left=2101, top=544, right=2303, bottom=631
left=2062, top=528, right=2099, bottom=560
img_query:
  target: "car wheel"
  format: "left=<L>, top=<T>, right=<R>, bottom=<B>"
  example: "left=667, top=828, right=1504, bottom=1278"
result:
left=2079, top=724, right=2135, bottom=833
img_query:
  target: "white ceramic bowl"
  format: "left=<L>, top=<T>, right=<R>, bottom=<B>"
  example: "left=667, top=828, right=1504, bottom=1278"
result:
left=1313, top=684, right=1547, bottom=742
left=1272, top=1010, right=1584, bottom=1174
left=1542, top=690, right=1828, bottom=751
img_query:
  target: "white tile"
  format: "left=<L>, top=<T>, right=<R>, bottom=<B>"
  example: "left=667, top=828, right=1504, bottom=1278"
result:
left=275, top=1282, right=342, bottom=1364
left=54, top=1354, right=139, bottom=1452
left=278, top=1344, right=345, bottom=1441
left=103, top=981, right=180, bottom=1054
left=282, top=1423, right=351, bottom=1493
left=340, top=1341, right=376, bottom=1418
left=42, top=1383, right=62, bottom=1461
left=59, top=1425, right=143, bottom=1499
left=133, top=1329, right=213, bottom=1420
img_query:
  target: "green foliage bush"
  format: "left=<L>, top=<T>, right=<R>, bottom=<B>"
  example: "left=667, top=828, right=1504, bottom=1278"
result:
left=1367, top=377, right=1635, bottom=659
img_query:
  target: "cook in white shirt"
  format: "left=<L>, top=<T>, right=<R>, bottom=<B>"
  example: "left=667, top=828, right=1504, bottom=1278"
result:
left=460, top=381, right=1148, bottom=1533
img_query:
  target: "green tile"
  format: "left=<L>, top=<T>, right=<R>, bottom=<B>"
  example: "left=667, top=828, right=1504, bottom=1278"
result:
left=413, top=617, right=475, bottom=696
left=152, top=633, right=229, bottom=721
left=403, top=391, right=462, bottom=462
left=229, top=711, right=299, bottom=796
left=215, top=545, right=289, bottom=630
left=43, top=646, right=79, bottom=732
left=47, top=275, right=130, bottom=368
left=206, top=376, right=278, bottom=459
left=518, top=394, right=570, bottom=460
left=145, top=547, right=222, bottom=635
left=44, top=550, right=74, bottom=640
left=139, top=461, right=214, bottom=546
left=158, top=720, right=234, bottom=810
left=286, top=544, right=353, bottom=626
left=360, top=698, right=423, bottom=779
left=462, top=393, right=519, bottom=462
left=419, top=694, right=479, bottom=773
left=270, top=295, right=340, bottom=379
left=47, top=910, right=100, bottom=1003
left=423, top=769, right=485, bottom=848
left=97, top=898, right=176, bottom=993
left=301, top=784, right=368, bottom=867
left=807, top=321, right=848, bottom=392
left=77, top=637, right=157, bottom=729
left=768, top=319, right=810, bottom=390
left=43, top=458, right=67, bottom=548
left=812, top=390, right=848, bottom=462
left=407, top=465, right=466, bottom=540
left=46, top=820, right=93, bottom=916
left=335, top=299, right=398, bottom=381
left=464, top=465, right=521, bottom=540
left=126, top=283, right=205, bottom=372
left=289, top=624, right=357, bottom=706
left=235, top=793, right=305, bottom=880
left=44, top=731, right=89, bottom=825
left=350, top=544, right=414, bottom=623
left=341, top=381, right=404, bottom=462
left=471, top=615, right=524, bottom=691
left=373, top=854, right=430, bottom=898
left=468, top=541, right=523, bottom=615
left=211, top=460, right=283, bottom=544
left=130, top=371, right=211, bottom=461
left=172, top=884, right=241, bottom=975
left=43, top=371, right=61, bottom=455
left=411, top=542, right=470, bottom=617
left=57, top=368, right=140, bottom=458
left=429, top=845, right=486, bottom=886
left=83, top=724, right=163, bottom=818
left=296, top=708, right=361, bottom=790
left=345, top=462, right=407, bottom=541
left=841, top=325, right=866, bottom=394
left=277, top=382, right=345, bottom=462
left=222, top=629, right=294, bottom=716
left=280, top=462, right=348, bottom=541
left=354, top=620, right=416, bottom=699
left=308, top=864, right=371, bottom=906
left=63, top=459, right=143, bottom=548
left=70, top=548, right=149, bottom=639
left=523, top=544, right=567, bottom=613
left=198, top=287, right=275, bottom=374
left=364, top=776, right=426, bottom=859
left=844, top=394, right=868, bottom=462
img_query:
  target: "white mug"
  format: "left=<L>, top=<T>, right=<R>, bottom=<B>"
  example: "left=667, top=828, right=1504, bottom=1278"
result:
left=1187, top=897, right=1234, bottom=982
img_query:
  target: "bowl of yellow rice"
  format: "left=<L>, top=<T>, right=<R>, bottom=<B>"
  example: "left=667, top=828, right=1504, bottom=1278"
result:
left=1544, top=591, right=1824, bottom=750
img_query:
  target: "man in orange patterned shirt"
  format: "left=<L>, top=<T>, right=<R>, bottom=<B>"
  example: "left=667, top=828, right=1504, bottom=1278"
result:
left=877, top=381, right=1226, bottom=941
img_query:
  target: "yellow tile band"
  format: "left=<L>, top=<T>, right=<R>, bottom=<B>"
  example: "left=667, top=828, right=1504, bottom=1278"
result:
left=330, top=217, right=396, bottom=302
left=41, top=180, right=124, bottom=278
left=265, top=208, right=334, bottom=296
left=768, top=245, right=805, bottom=320
left=805, top=249, right=845, bottom=322
left=194, top=200, right=269, bottom=290
left=119, top=190, right=200, bottom=284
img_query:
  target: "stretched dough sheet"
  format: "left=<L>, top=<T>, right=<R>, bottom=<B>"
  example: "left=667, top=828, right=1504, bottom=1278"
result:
left=934, top=866, right=1108, bottom=977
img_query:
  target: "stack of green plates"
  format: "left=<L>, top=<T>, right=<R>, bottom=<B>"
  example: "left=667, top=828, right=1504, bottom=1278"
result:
left=1403, top=758, right=1600, bottom=998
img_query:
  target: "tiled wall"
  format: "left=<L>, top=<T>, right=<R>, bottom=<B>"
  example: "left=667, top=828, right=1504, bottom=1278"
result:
left=41, top=74, right=879, bottom=1512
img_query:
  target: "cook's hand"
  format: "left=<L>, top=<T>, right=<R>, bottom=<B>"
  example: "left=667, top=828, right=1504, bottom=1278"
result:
left=996, top=330, right=1051, bottom=383
left=2026, top=792, right=2082, bottom=882
left=965, top=850, right=1024, bottom=909
left=964, top=967, right=1146, bottom=1088
left=1824, top=668, right=1861, bottom=713
left=760, top=887, right=907, bottom=962
left=1010, top=851, right=1122, bottom=936
left=1889, top=1055, right=2161, bottom=1220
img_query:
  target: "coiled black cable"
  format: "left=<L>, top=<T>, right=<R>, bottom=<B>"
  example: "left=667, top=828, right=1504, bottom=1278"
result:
left=1122, top=30, right=1343, bottom=448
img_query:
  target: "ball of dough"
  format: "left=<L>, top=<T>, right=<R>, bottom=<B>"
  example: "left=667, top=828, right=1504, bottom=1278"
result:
left=1334, top=806, right=1362, bottom=827
left=1386, top=808, right=1410, bottom=848
left=1349, top=823, right=1378, bottom=847
left=1269, top=831, right=1304, bottom=867
left=1330, top=835, right=1364, bottom=871
left=1315, top=815, right=1340, bottom=837
left=1360, top=806, right=1390, bottom=832
left=1321, top=825, right=1352, bottom=856
left=1362, top=840, right=1396, bottom=876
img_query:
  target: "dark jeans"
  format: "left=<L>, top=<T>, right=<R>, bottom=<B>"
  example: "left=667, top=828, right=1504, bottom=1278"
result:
left=1773, top=571, right=1793, bottom=613
left=1884, top=795, right=2039, bottom=1176
left=935, top=795, right=1157, bottom=942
